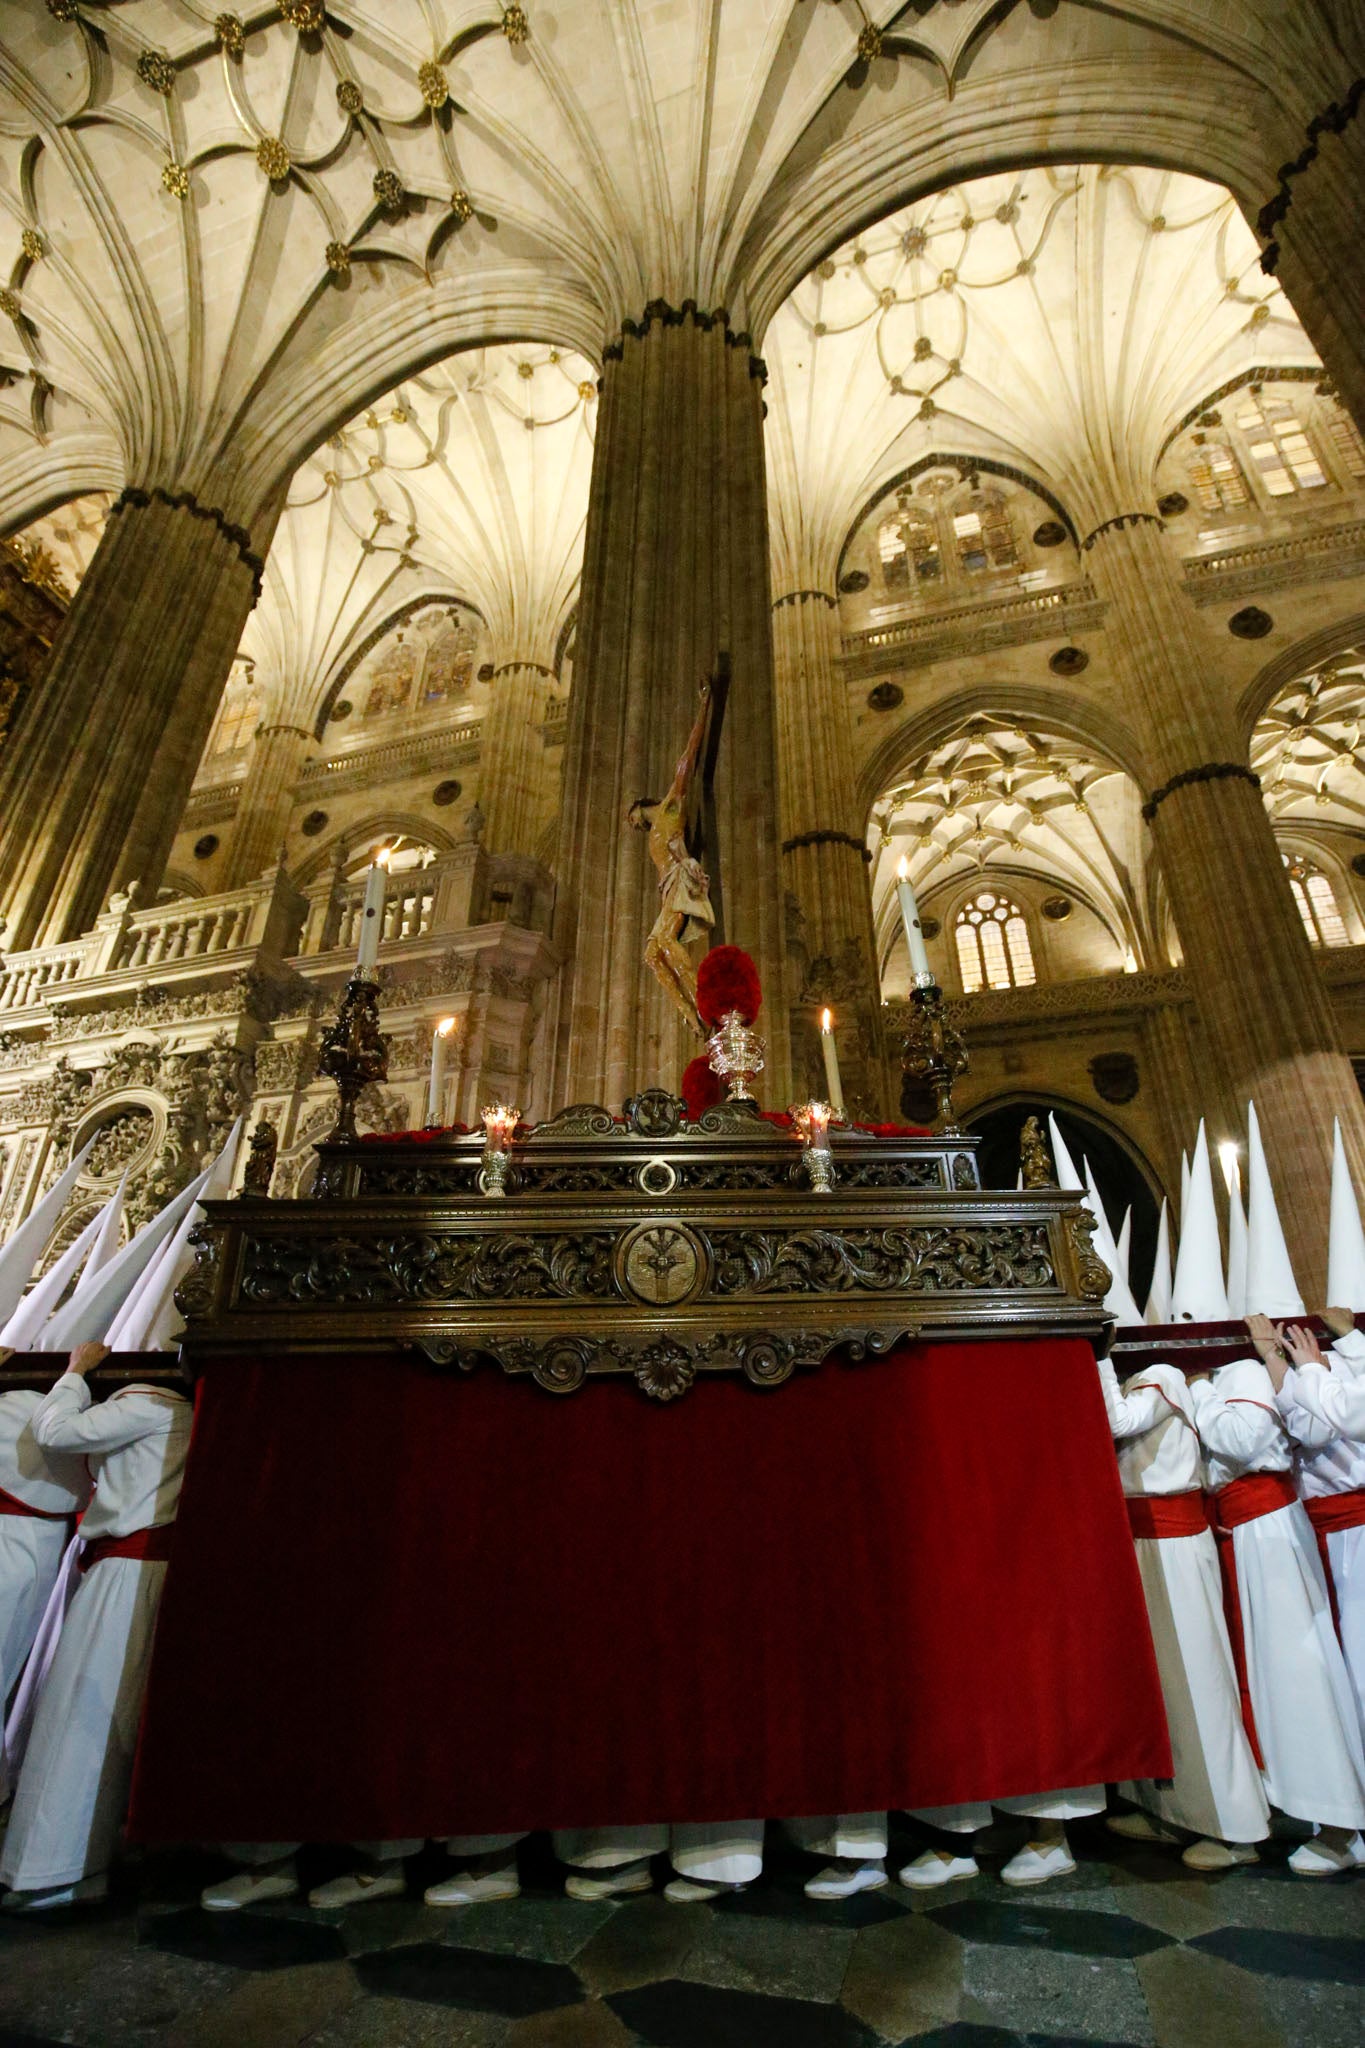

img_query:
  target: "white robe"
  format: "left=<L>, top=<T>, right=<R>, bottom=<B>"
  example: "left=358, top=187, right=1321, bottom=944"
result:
left=669, top=1821, right=764, bottom=1883
left=1100, top=1359, right=1268, bottom=1842
left=785, top=1814, right=887, bottom=1860
left=913, top=1788, right=1106, bottom=1835
left=0, top=1375, right=191, bottom=1890
left=1277, top=1330, right=1365, bottom=1734
left=0, top=1391, right=89, bottom=1741
left=553, top=1825, right=667, bottom=1869
left=1191, top=1359, right=1365, bottom=1830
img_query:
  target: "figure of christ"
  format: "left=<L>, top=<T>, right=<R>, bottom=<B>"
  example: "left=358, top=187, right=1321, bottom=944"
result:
left=627, top=681, right=716, bottom=1039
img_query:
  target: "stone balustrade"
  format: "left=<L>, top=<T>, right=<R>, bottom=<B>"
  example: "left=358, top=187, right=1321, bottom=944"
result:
left=1181, top=517, right=1365, bottom=605
left=839, top=580, right=1104, bottom=678
left=0, top=942, right=89, bottom=1012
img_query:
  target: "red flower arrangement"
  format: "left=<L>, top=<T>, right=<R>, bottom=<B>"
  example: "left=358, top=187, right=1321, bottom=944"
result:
left=680, top=1056, right=723, bottom=1119
left=696, top=945, right=762, bottom=1030
left=359, top=1124, right=472, bottom=1143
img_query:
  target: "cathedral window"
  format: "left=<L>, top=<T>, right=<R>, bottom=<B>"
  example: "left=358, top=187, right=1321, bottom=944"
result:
left=1187, top=439, right=1250, bottom=514
left=1283, top=854, right=1348, bottom=947
left=1235, top=393, right=1326, bottom=495
left=1324, top=405, right=1365, bottom=482
left=954, top=491, right=1018, bottom=574
left=955, top=890, right=1036, bottom=991
left=879, top=520, right=909, bottom=590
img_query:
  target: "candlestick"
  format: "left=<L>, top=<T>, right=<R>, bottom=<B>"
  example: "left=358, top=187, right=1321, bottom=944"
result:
left=819, top=1007, right=845, bottom=1117
left=790, top=1099, right=836, bottom=1193
left=354, top=846, right=391, bottom=975
left=480, top=1103, right=521, bottom=1198
left=426, top=1016, right=456, bottom=1126
left=895, top=856, right=934, bottom=985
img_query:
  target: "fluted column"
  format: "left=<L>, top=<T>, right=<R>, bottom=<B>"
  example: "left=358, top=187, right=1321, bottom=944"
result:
left=772, top=589, right=886, bottom=1114
left=552, top=306, right=788, bottom=1108
left=0, top=490, right=267, bottom=947
left=1087, top=512, right=1365, bottom=1293
left=1254, top=111, right=1365, bottom=431
left=225, top=722, right=311, bottom=887
left=480, top=660, right=552, bottom=858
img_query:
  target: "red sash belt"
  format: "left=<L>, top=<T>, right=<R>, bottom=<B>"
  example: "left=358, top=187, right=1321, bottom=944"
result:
left=1209, top=1471, right=1296, bottom=1771
left=1304, top=1489, right=1365, bottom=1635
left=1125, top=1490, right=1210, bottom=1540
left=79, top=1524, right=175, bottom=1575
left=0, top=1483, right=69, bottom=1522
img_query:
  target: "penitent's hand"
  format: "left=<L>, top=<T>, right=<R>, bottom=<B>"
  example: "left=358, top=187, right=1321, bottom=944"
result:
left=1322, top=1306, right=1355, bottom=1339
left=1281, top=1324, right=1325, bottom=1370
left=67, top=1341, right=111, bottom=1378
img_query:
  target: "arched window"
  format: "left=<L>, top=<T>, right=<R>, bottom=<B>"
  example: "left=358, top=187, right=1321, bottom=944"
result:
left=955, top=891, right=1036, bottom=992
left=954, top=490, right=1018, bottom=574
left=1324, top=404, right=1365, bottom=483
left=210, top=669, right=259, bottom=755
left=1283, top=854, right=1349, bottom=947
left=1235, top=392, right=1326, bottom=495
left=878, top=520, right=909, bottom=590
left=1187, top=437, right=1250, bottom=514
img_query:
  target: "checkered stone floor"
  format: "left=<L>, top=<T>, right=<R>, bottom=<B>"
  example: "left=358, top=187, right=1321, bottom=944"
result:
left=0, top=1819, right=1361, bottom=2047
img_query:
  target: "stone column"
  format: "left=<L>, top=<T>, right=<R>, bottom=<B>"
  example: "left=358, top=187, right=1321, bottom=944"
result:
left=224, top=722, right=312, bottom=888
left=552, top=305, right=789, bottom=1109
left=1086, top=511, right=1365, bottom=1294
left=480, top=660, right=553, bottom=858
left=772, top=589, right=886, bottom=1115
left=0, top=490, right=266, bottom=948
left=1254, top=111, right=1365, bottom=431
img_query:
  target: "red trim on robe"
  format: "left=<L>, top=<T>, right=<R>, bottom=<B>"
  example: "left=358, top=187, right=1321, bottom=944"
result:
left=79, top=1524, right=175, bottom=1574
left=1125, top=1490, right=1209, bottom=1540
left=1208, top=1471, right=1297, bottom=1768
left=0, top=1484, right=69, bottom=1522
left=1304, top=1489, right=1365, bottom=1635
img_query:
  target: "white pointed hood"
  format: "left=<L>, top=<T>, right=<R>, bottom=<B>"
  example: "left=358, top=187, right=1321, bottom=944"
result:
left=42, top=1167, right=213, bottom=1351
left=1326, top=1118, right=1365, bottom=1313
left=1243, top=1099, right=1305, bottom=1317
left=1170, top=1122, right=1229, bottom=1321
left=109, top=1119, right=243, bottom=1352
left=0, top=1203, right=106, bottom=1349
left=1180, top=1149, right=1190, bottom=1220
left=0, top=1140, right=95, bottom=1326
left=1082, top=1157, right=1143, bottom=1324
left=1047, top=1114, right=1084, bottom=1192
left=1115, top=1206, right=1132, bottom=1285
left=1145, top=1200, right=1173, bottom=1324
left=1224, top=1156, right=1248, bottom=1319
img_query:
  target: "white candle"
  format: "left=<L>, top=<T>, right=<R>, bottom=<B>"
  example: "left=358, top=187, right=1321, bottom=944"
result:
left=355, top=848, right=390, bottom=973
left=819, top=1007, right=845, bottom=1117
left=426, top=1016, right=456, bottom=1125
left=895, top=855, right=933, bottom=983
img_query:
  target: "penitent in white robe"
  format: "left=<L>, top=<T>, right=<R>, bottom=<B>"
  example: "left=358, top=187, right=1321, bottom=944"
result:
left=1277, top=1328, right=1365, bottom=1732
left=669, top=1821, right=764, bottom=1884
left=0, top=1375, right=191, bottom=1891
left=785, top=1814, right=887, bottom=1861
left=553, top=1825, right=667, bottom=1870
left=1099, top=1358, right=1268, bottom=1843
left=1191, top=1359, right=1365, bottom=1830
left=0, top=1391, right=89, bottom=1745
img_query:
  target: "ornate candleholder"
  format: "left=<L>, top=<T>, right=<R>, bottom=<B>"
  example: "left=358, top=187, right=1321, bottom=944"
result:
left=317, top=975, right=390, bottom=1141
left=790, top=1100, right=836, bottom=1194
left=707, top=1009, right=766, bottom=1102
left=900, top=978, right=969, bottom=1135
left=480, top=1104, right=521, bottom=1198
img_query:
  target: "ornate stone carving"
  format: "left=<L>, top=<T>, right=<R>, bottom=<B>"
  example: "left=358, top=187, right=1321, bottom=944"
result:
left=1020, top=1115, right=1053, bottom=1188
left=254, top=1039, right=319, bottom=1092
left=174, top=1225, right=221, bottom=1323
left=1067, top=1206, right=1111, bottom=1303
left=241, top=1117, right=278, bottom=1197
left=708, top=1223, right=1056, bottom=1297
left=85, top=1104, right=156, bottom=1178
left=632, top=1338, right=695, bottom=1402
left=617, top=1222, right=705, bottom=1306
left=624, top=1089, right=683, bottom=1139
left=240, top=1228, right=618, bottom=1307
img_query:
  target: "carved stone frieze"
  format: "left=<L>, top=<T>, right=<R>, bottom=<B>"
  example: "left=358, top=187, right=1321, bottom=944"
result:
left=253, top=1039, right=319, bottom=1092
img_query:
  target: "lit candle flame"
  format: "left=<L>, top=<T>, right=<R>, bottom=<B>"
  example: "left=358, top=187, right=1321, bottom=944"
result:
left=820, top=1007, right=833, bottom=1034
left=896, top=855, right=909, bottom=880
left=375, top=845, right=392, bottom=869
left=436, top=1015, right=456, bottom=1038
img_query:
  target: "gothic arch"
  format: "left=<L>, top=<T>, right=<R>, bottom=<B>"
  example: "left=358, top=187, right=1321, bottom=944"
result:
left=312, top=590, right=488, bottom=740
left=291, top=814, right=460, bottom=890
left=1237, top=613, right=1365, bottom=740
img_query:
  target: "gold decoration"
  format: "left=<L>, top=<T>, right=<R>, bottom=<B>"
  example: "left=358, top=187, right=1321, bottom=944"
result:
left=899, top=981, right=969, bottom=1133
left=317, top=978, right=390, bottom=1144
left=577, top=379, right=595, bottom=401
left=241, top=1118, right=279, bottom=1198
left=215, top=13, right=245, bottom=56
left=46, top=0, right=79, bottom=19
left=257, top=137, right=291, bottom=180
left=418, top=61, right=449, bottom=107
left=162, top=161, right=190, bottom=199
left=856, top=21, right=882, bottom=62
left=502, top=5, right=529, bottom=44
left=325, top=240, right=351, bottom=276
left=1019, top=1115, right=1053, bottom=1188
left=449, top=186, right=474, bottom=223
left=0, top=289, right=22, bottom=322
left=137, top=50, right=176, bottom=95
left=336, top=78, right=364, bottom=115
left=20, top=229, right=43, bottom=263
left=281, top=0, right=325, bottom=28
left=373, top=167, right=404, bottom=210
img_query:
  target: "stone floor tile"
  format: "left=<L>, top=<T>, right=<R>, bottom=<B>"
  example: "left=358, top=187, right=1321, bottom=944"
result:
left=304, top=1994, right=515, bottom=2047
left=610, top=1978, right=881, bottom=2047
left=1188, top=1867, right=1365, bottom=1936
left=335, top=1898, right=461, bottom=1957
left=675, top=1911, right=857, bottom=2003
left=573, top=1898, right=710, bottom=1995
left=1135, top=1945, right=1286, bottom=2048
left=157, top=1959, right=359, bottom=2048
left=354, top=1941, right=584, bottom=2017
left=446, top=1895, right=618, bottom=1963
left=0, top=1943, right=240, bottom=2047
left=0, top=2032, right=79, bottom=2048
left=928, top=1902, right=1173, bottom=1961
left=1103, top=1877, right=1227, bottom=1942
left=1188, top=1926, right=1365, bottom=1985
left=717, top=1873, right=908, bottom=1930
left=960, top=1947, right=1156, bottom=2045
left=838, top=1910, right=965, bottom=2039
left=505, top=2002, right=640, bottom=2047
left=137, top=1905, right=348, bottom=1974
left=1239, top=1975, right=1365, bottom=2048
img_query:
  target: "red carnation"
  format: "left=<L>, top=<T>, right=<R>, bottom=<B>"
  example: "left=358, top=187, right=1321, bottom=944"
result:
left=696, top=945, right=762, bottom=1030
left=681, top=1056, right=723, bottom=1119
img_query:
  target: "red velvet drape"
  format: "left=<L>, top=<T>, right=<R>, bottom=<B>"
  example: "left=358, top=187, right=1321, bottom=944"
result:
left=129, top=1338, right=1169, bottom=1842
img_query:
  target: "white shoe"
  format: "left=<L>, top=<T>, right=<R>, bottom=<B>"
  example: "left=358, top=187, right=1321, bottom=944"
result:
left=4, top=1873, right=108, bottom=1912
left=1181, top=1839, right=1259, bottom=1872
left=1001, top=1841, right=1076, bottom=1887
left=1288, top=1832, right=1365, bottom=1878
left=803, top=1860, right=888, bottom=1900
left=897, top=1849, right=980, bottom=1890
left=308, top=1864, right=407, bottom=1909
left=424, top=1864, right=521, bottom=1906
left=201, top=1861, right=299, bottom=1912
left=663, top=1876, right=748, bottom=1902
left=564, top=1858, right=654, bottom=1901
left=1106, top=1812, right=1180, bottom=1845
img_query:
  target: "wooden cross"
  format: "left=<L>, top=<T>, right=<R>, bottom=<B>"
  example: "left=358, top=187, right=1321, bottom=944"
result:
left=685, top=650, right=730, bottom=946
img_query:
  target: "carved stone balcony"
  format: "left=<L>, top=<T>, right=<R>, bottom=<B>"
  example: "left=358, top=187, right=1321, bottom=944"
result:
left=839, top=580, right=1104, bottom=679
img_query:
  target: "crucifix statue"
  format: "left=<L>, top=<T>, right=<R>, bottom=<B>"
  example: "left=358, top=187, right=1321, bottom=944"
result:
left=626, top=656, right=730, bottom=1039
